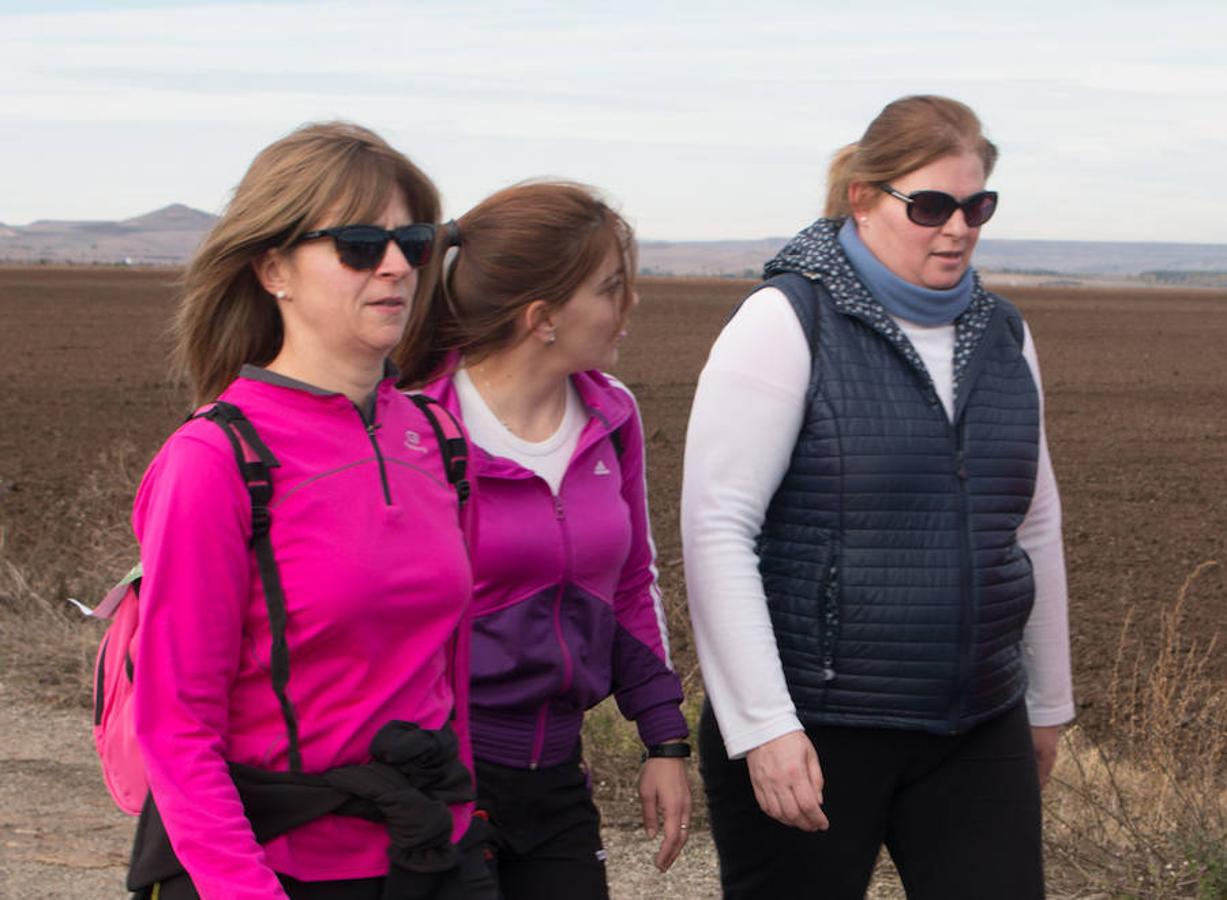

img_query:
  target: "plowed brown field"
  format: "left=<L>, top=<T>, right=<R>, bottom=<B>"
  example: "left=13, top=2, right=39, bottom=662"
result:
left=1, top=265, right=1225, bottom=897
left=1, top=265, right=1225, bottom=726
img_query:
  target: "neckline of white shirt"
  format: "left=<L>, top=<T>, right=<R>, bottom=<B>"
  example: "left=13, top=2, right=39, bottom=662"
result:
left=454, top=367, right=584, bottom=457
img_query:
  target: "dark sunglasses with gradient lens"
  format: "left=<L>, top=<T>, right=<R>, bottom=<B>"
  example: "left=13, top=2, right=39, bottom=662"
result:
left=293, top=223, right=437, bottom=270
left=880, top=185, right=998, bottom=228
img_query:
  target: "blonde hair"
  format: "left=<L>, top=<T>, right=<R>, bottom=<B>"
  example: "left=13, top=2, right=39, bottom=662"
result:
left=824, top=95, right=998, bottom=218
left=397, top=181, right=636, bottom=387
left=174, top=121, right=441, bottom=405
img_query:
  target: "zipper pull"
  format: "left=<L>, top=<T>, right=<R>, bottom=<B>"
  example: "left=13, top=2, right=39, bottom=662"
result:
left=353, top=399, right=381, bottom=434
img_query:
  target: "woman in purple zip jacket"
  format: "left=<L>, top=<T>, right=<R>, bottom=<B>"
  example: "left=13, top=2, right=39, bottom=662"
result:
left=399, top=181, right=692, bottom=899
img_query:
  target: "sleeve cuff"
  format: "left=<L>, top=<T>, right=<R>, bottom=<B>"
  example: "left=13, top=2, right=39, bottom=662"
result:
left=721, top=715, right=805, bottom=760
left=634, top=703, right=689, bottom=747
left=1025, top=700, right=1076, bottom=728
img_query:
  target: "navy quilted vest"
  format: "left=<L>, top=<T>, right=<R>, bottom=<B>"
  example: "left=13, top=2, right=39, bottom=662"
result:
left=753, top=272, right=1039, bottom=734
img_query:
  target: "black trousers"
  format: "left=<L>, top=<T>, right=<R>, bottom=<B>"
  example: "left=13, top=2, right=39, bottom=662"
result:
left=146, top=872, right=383, bottom=899
left=699, top=700, right=1045, bottom=900
left=474, top=743, right=608, bottom=900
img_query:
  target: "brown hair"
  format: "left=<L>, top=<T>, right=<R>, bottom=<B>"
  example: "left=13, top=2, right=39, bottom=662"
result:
left=824, top=95, right=998, bottom=218
left=397, top=181, right=636, bottom=386
left=174, top=121, right=441, bottom=405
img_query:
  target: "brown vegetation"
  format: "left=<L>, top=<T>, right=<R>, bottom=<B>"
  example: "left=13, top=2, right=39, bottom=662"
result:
left=1, top=267, right=1225, bottom=896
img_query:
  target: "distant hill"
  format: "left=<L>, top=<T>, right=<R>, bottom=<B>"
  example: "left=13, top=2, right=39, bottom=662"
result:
left=0, top=204, right=218, bottom=265
left=971, top=239, right=1227, bottom=278
left=120, top=204, right=217, bottom=232
left=639, top=236, right=1227, bottom=283
left=3, top=206, right=1227, bottom=284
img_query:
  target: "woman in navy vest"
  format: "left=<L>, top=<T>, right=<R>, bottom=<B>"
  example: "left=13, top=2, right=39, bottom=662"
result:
left=682, top=95, right=1073, bottom=899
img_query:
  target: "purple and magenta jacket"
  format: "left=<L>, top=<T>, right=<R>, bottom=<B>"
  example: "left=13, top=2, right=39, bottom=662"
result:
left=422, top=368, right=688, bottom=769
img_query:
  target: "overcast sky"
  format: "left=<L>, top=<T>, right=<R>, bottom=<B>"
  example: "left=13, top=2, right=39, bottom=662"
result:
left=2, top=0, right=1225, bottom=243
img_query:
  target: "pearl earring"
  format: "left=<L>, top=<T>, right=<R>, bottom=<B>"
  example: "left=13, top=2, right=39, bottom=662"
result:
left=546, top=330, right=557, bottom=345
left=274, top=290, right=287, bottom=300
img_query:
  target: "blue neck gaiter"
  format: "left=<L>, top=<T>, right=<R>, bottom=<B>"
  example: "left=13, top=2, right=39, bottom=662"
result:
left=838, top=218, right=973, bottom=326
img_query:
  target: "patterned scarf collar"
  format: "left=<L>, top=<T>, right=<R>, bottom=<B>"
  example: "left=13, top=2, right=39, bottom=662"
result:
left=763, top=217, right=999, bottom=399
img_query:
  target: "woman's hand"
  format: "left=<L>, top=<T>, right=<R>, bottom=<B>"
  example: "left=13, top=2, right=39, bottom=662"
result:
left=745, top=731, right=829, bottom=831
left=639, top=756, right=692, bottom=872
left=1031, top=724, right=1063, bottom=789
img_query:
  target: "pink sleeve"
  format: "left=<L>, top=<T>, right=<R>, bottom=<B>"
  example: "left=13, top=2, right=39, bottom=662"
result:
left=609, top=389, right=688, bottom=745
left=132, top=428, right=288, bottom=899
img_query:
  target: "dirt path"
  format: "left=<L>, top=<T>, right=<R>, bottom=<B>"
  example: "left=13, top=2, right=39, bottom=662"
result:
left=0, top=698, right=921, bottom=898
left=0, top=699, right=133, bottom=897
left=0, top=698, right=725, bottom=898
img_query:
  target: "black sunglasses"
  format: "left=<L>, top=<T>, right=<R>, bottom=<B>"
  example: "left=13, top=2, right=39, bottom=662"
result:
left=293, top=223, right=437, bottom=270
left=880, top=185, right=998, bottom=228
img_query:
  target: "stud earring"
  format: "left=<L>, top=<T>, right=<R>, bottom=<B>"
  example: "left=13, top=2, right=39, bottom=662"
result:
left=274, top=290, right=287, bottom=300
left=546, top=330, right=557, bottom=345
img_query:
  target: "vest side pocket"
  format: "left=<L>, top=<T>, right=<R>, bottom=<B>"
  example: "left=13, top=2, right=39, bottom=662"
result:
left=817, top=561, right=840, bottom=695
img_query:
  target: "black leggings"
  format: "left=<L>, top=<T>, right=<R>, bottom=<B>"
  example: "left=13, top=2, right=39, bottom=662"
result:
left=145, top=873, right=383, bottom=899
left=699, top=701, right=1045, bottom=900
left=474, top=746, right=608, bottom=900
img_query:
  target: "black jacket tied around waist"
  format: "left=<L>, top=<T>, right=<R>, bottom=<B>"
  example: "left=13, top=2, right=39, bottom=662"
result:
left=128, top=721, right=496, bottom=899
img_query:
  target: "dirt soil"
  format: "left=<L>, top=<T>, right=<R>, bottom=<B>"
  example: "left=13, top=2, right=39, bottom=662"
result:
left=2, top=266, right=1225, bottom=897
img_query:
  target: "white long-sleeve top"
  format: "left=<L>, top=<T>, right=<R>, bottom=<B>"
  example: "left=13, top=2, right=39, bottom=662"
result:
left=682, top=286, right=1075, bottom=759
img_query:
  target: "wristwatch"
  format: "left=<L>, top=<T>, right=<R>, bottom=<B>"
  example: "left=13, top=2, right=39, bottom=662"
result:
left=641, top=741, right=692, bottom=763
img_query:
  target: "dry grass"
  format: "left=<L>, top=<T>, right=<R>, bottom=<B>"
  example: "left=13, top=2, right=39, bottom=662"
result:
left=1044, top=561, right=1227, bottom=899
left=0, top=442, right=142, bottom=706
left=4, top=438, right=1224, bottom=898
left=586, top=562, right=1227, bottom=899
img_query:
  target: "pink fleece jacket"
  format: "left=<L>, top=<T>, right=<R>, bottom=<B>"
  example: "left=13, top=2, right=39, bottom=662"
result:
left=132, top=368, right=473, bottom=899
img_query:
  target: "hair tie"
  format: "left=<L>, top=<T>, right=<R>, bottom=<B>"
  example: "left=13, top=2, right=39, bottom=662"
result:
left=444, top=220, right=462, bottom=248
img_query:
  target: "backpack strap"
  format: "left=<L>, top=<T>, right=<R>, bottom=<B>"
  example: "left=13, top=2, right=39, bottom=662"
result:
left=406, top=393, right=473, bottom=728
left=197, top=401, right=304, bottom=774
left=408, top=393, right=471, bottom=508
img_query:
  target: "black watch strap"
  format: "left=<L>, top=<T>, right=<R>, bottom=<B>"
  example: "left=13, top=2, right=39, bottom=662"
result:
left=641, top=741, right=692, bottom=763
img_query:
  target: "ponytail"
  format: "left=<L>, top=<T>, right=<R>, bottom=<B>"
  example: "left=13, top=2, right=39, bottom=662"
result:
left=824, top=142, right=860, bottom=218
left=396, top=182, right=635, bottom=388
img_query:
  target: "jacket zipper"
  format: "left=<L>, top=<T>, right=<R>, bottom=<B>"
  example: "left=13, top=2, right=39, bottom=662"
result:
left=944, top=312, right=1004, bottom=731
left=528, top=705, right=548, bottom=770
left=948, top=436, right=974, bottom=732
left=554, top=493, right=575, bottom=696
left=355, top=403, right=392, bottom=505
left=529, top=489, right=575, bottom=769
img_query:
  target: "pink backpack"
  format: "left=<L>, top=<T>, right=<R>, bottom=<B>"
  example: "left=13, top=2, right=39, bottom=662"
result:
left=85, top=396, right=470, bottom=814
left=86, top=564, right=147, bottom=813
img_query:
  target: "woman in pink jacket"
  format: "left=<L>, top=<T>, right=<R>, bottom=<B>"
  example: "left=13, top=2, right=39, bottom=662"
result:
left=128, top=122, right=490, bottom=900
left=401, top=182, right=691, bottom=899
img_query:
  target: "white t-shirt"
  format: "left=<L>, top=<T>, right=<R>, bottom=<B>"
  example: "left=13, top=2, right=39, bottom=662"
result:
left=453, top=368, right=585, bottom=495
left=681, top=286, right=1075, bottom=759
